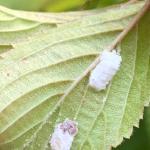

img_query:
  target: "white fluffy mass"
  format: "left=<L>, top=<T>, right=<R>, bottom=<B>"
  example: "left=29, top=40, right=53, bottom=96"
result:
left=50, top=120, right=78, bottom=150
left=89, top=50, right=122, bottom=91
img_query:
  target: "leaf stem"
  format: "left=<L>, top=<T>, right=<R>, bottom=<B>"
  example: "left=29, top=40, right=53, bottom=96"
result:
left=107, top=0, right=150, bottom=51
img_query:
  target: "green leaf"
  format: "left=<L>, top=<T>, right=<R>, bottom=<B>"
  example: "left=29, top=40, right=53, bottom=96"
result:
left=0, top=2, right=149, bottom=150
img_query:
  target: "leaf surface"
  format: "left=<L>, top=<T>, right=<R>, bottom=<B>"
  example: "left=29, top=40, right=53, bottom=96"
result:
left=0, top=2, right=149, bottom=150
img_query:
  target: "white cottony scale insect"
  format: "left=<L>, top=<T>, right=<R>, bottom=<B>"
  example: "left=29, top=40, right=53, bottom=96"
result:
left=50, top=119, right=78, bottom=150
left=89, top=50, right=122, bottom=91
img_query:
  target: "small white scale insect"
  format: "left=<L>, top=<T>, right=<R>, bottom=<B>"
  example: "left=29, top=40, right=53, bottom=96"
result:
left=89, top=49, right=122, bottom=91
left=50, top=119, right=78, bottom=150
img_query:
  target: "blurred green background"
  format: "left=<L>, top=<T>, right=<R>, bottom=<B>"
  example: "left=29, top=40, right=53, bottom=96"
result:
left=0, top=0, right=149, bottom=150
left=0, top=0, right=126, bottom=12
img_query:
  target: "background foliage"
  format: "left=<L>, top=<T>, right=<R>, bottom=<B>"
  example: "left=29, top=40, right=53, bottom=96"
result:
left=0, top=0, right=149, bottom=150
left=0, top=0, right=126, bottom=11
